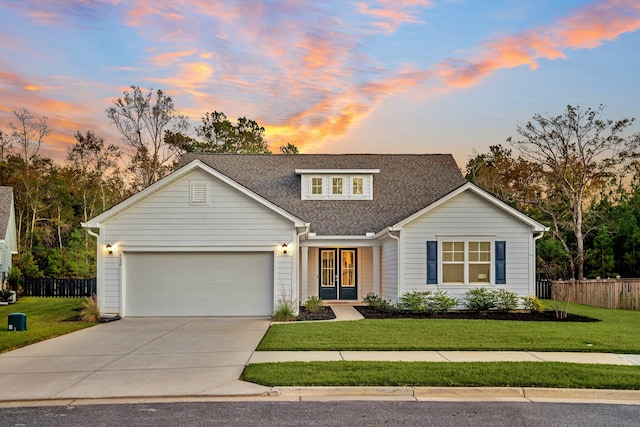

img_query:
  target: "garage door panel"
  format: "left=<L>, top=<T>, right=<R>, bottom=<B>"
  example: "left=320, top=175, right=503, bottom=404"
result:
left=125, top=252, right=274, bottom=316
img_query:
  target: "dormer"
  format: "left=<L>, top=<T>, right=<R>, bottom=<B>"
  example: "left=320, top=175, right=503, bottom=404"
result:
left=295, top=169, right=379, bottom=200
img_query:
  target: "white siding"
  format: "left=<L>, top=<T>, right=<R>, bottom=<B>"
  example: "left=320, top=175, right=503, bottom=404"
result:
left=381, top=237, right=398, bottom=302
left=98, top=169, right=296, bottom=315
left=402, top=191, right=534, bottom=301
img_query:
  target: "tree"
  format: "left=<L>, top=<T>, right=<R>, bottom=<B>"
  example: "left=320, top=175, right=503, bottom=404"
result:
left=106, top=86, right=188, bottom=190
left=508, top=105, right=639, bottom=279
left=279, top=143, right=300, bottom=154
left=194, top=112, right=271, bottom=154
left=8, top=107, right=49, bottom=166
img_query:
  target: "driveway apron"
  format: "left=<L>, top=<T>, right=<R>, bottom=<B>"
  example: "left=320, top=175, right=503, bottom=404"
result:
left=0, top=317, right=271, bottom=401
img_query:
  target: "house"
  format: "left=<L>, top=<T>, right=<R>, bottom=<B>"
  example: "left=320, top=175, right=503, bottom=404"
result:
left=0, top=186, right=17, bottom=279
left=82, top=154, right=547, bottom=317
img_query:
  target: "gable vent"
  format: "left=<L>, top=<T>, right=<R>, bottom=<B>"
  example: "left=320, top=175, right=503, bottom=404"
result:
left=190, top=181, right=209, bottom=205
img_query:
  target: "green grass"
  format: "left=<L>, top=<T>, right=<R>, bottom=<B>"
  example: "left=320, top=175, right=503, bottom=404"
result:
left=242, top=361, right=640, bottom=389
left=0, top=297, right=96, bottom=353
left=257, top=302, right=640, bottom=353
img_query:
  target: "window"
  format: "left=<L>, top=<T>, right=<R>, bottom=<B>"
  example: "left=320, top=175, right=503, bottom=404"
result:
left=332, top=177, right=343, bottom=195
left=468, top=241, right=491, bottom=283
left=441, top=241, right=491, bottom=284
left=352, top=177, right=363, bottom=195
left=311, top=177, right=323, bottom=195
left=442, top=242, right=465, bottom=283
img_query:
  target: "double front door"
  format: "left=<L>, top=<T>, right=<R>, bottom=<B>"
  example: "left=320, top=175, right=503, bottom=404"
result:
left=319, top=248, right=357, bottom=300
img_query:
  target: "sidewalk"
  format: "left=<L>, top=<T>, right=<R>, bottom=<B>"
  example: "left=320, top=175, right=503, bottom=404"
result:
left=249, top=350, right=640, bottom=365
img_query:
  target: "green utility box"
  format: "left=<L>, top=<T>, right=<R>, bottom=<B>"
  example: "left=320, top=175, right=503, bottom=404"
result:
left=8, top=312, right=26, bottom=331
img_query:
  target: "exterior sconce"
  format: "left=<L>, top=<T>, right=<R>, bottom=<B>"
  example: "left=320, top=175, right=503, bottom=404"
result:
left=281, top=243, right=288, bottom=255
left=106, top=244, right=113, bottom=255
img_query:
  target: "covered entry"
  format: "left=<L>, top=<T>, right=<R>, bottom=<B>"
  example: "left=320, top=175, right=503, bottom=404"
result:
left=319, top=248, right=357, bottom=300
left=124, top=252, right=274, bottom=316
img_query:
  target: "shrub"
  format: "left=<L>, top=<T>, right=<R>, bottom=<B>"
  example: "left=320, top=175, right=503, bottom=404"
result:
left=363, top=293, right=394, bottom=313
left=80, top=294, right=101, bottom=322
left=272, top=300, right=297, bottom=321
left=426, top=290, right=459, bottom=314
left=493, top=289, right=519, bottom=311
left=521, top=295, right=544, bottom=312
left=304, top=296, right=324, bottom=313
left=398, top=290, right=431, bottom=312
left=464, top=287, right=496, bottom=311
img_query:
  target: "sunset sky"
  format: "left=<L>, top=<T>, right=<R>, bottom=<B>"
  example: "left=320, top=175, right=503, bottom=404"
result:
left=1, top=0, right=639, bottom=167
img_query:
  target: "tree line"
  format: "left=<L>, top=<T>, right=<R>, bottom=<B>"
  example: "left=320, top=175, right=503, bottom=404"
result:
left=466, top=105, right=640, bottom=280
left=1, top=87, right=638, bottom=281
left=0, top=86, right=296, bottom=280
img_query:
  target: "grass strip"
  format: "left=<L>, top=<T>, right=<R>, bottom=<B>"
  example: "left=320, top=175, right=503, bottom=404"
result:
left=258, top=302, right=640, bottom=353
left=0, top=297, right=96, bottom=353
left=241, top=361, right=640, bottom=389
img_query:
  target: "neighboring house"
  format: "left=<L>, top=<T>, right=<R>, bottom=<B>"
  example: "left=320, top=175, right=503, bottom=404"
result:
left=0, top=187, right=18, bottom=279
left=82, top=154, right=548, bottom=317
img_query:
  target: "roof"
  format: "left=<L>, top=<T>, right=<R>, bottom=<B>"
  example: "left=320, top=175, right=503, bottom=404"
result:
left=178, top=153, right=467, bottom=235
left=82, top=160, right=307, bottom=229
left=0, top=187, right=14, bottom=239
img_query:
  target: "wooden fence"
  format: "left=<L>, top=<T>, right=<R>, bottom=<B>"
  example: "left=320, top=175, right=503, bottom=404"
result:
left=551, top=278, right=640, bottom=310
left=21, top=277, right=97, bottom=298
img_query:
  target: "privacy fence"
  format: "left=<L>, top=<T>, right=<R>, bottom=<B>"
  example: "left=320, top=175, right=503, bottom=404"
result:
left=550, top=278, right=640, bottom=310
left=21, top=277, right=97, bottom=298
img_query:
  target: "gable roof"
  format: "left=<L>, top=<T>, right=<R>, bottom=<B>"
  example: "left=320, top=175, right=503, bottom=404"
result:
left=178, top=153, right=467, bottom=235
left=82, top=160, right=307, bottom=228
left=392, top=182, right=549, bottom=232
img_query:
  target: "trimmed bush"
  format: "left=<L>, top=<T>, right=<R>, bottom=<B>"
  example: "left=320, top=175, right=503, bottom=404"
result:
left=493, top=289, right=519, bottom=311
left=426, top=290, right=459, bottom=314
left=521, top=295, right=544, bottom=312
left=464, top=287, right=496, bottom=311
left=363, top=293, right=395, bottom=313
left=398, top=290, right=431, bottom=312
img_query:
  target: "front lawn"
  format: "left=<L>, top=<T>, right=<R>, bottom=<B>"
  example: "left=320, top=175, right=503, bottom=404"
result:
left=257, top=302, right=640, bottom=353
left=0, top=297, right=96, bottom=353
left=242, top=361, right=640, bottom=389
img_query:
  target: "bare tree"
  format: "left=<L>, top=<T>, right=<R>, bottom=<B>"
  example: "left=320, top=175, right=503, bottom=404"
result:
left=8, top=107, right=49, bottom=166
left=106, top=86, right=188, bottom=190
left=508, top=104, right=639, bottom=279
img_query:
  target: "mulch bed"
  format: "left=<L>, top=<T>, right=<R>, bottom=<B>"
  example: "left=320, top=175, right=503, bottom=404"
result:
left=297, top=306, right=336, bottom=321
left=354, top=306, right=599, bottom=322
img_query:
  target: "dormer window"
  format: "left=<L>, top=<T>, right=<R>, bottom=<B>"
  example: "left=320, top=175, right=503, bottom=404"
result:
left=296, top=169, right=379, bottom=200
left=332, top=177, right=343, bottom=195
left=311, top=177, right=323, bottom=195
left=352, top=177, right=363, bottom=195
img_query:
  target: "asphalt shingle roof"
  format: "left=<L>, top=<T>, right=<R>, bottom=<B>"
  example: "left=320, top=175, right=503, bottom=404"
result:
left=178, top=154, right=466, bottom=236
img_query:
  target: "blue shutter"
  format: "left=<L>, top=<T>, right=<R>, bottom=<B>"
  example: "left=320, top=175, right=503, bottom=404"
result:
left=426, top=241, right=437, bottom=284
left=495, top=241, right=506, bottom=284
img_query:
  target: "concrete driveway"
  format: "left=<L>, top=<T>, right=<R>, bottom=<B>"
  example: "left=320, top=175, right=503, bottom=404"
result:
left=0, top=317, right=272, bottom=401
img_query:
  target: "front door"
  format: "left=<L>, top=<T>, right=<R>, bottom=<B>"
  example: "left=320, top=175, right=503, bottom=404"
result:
left=319, top=249, right=357, bottom=300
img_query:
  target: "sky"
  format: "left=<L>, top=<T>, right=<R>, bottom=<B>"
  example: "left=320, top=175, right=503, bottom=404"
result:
left=1, top=0, right=639, bottom=168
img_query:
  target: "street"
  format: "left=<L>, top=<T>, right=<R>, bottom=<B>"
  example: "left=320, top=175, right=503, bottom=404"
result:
left=0, top=401, right=638, bottom=426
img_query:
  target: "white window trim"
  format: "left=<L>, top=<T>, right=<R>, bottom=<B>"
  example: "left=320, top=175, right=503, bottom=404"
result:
left=439, top=239, right=494, bottom=285
left=302, top=174, right=373, bottom=200
left=310, top=176, right=324, bottom=195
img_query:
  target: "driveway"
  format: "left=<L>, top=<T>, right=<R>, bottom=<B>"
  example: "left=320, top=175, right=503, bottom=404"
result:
left=0, top=317, right=272, bottom=401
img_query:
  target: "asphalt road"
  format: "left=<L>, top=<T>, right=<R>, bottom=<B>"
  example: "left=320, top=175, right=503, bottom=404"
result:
left=1, top=401, right=639, bottom=426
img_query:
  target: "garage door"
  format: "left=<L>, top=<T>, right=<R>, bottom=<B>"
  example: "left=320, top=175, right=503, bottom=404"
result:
left=125, top=252, right=274, bottom=316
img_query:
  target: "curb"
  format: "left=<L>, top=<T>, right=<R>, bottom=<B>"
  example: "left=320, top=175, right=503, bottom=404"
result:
left=1, top=387, right=639, bottom=407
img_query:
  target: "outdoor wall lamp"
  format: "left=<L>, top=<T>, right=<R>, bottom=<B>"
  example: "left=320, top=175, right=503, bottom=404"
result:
left=106, top=244, right=113, bottom=255
left=281, top=243, right=288, bottom=255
